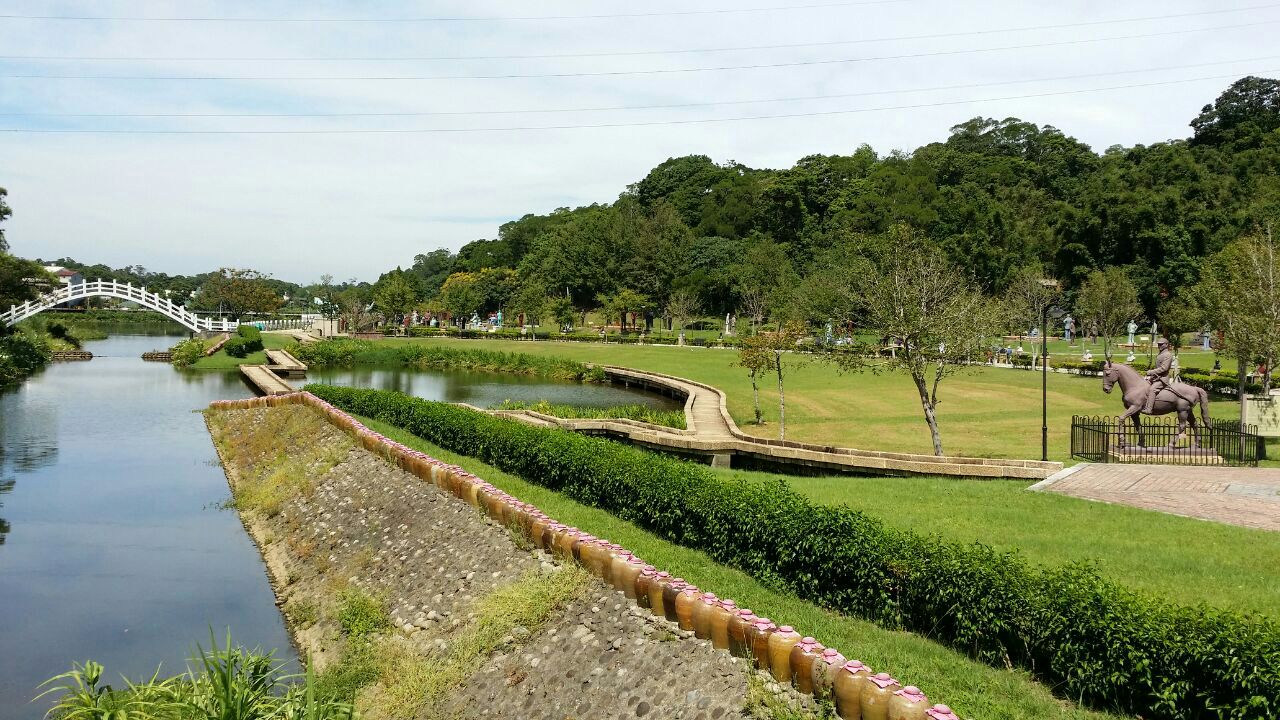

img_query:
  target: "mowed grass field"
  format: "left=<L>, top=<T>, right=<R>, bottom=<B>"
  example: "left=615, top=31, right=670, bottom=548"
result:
left=371, top=337, right=1239, bottom=462
left=191, top=331, right=293, bottom=369
left=758, top=472, right=1280, bottom=617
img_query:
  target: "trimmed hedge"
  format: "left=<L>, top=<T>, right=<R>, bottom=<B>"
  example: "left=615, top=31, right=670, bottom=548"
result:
left=291, top=339, right=605, bottom=382
left=224, top=325, right=264, bottom=357
left=307, top=383, right=1280, bottom=720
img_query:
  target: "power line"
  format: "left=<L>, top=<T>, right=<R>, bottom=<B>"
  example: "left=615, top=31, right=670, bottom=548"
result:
left=1, top=71, right=1269, bottom=134
left=4, top=5, right=1277, bottom=61
left=3, top=21, right=1275, bottom=81
left=4, top=56, right=1273, bottom=118
left=0, top=0, right=911, bottom=23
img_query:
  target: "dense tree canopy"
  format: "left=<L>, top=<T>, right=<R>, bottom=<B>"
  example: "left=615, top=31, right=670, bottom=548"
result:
left=375, top=78, right=1279, bottom=324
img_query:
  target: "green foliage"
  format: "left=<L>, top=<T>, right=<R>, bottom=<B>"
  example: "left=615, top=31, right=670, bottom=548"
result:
left=36, top=633, right=353, bottom=720
left=337, top=588, right=389, bottom=638
left=191, top=268, right=284, bottom=320
left=309, top=384, right=1280, bottom=720
left=237, top=325, right=263, bottom=341
left=0, top=329, right=52, bottom=386
left=221, top=325, right=266, bottom=358
left=496, top=399, right=686, bottom=429
left=291, top=339, right=605, bottom=382
left=170, top=337, right=208, bottom=367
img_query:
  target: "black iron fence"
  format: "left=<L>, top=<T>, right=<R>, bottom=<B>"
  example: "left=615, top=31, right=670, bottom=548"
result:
left=1071, top=415, right=1263, bottom=466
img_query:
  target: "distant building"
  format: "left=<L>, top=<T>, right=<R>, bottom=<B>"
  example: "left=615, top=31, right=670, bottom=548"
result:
left=40, top=265, right=86, bottom=308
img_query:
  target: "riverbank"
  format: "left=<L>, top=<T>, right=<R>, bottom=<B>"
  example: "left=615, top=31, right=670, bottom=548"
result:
left=205, top=401, right=789, bottom=718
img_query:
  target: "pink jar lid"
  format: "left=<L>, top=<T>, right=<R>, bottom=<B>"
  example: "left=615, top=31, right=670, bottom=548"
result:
left=655, top=571, right=671, bottom=579
left=672, top=578, right=685, bottom=584
left=895, top=686, right=926, bottom=703
left=926, top=705, right=958, bottom=720
left=800, top=636, right=816, bottom=644
left=868, top=673, right=897, bottom=689
left=821, top=649, right=845, bottom=663
left=719, top=599, right=737, bottom=609
left=700, top=594, right=719, bottom=605
left=753, top=619, right=776, bottom=630
left=642, top=565, right=655, bottom=572
left=680, top=585, right=699, bottom=594
left=737, top=608, right=755, bottom=617
left=841, top=660, right=869, bottom=673
left=639, top=568, right=657, bottom=577
left=777, top=625, right=796, bottom=634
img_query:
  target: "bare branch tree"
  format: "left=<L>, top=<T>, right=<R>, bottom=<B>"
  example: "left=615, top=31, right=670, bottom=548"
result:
left=1075, top=267, right=1142, bottom=361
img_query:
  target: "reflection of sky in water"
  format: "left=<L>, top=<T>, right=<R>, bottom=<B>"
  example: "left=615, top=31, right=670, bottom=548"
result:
left=307, top=366, right=683, bottom=411
left=0, top=335, right=294, bottom=719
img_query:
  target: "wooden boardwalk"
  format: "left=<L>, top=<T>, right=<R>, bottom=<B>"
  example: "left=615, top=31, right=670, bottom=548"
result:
left=1032, top=463, right=1280, bottom=531
left=240, top=365, right=296, bottom=395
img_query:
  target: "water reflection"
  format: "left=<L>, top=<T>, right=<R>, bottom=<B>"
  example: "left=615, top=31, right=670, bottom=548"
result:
left=307, top=365, right=682, bottom=411
left=0, top=335, right=294, bottom=719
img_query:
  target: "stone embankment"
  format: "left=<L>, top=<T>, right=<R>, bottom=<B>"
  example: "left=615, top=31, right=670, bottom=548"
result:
left=51, top=350, right=93, bottom=361
left=207, top=393, right=958, bottom=720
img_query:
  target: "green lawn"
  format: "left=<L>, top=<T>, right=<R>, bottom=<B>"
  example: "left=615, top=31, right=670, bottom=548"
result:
left=190, top=332, right=292, bottom=369
left=363, top=336, right=1240, bottom=462
left=358, top=415, right=1123, bottom=720
left=752, top=472, right=1280, bottom=617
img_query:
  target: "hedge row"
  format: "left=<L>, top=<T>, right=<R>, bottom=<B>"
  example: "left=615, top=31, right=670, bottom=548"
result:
left=307, top=383, right=1280, bottom=720
left=224, top=325, right=265, bottom=358
left=292, top=338, right=605, bottom=382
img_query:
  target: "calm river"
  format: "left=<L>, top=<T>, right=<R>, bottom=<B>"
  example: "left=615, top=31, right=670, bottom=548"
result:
left=0, top=334, right=293, bottom=718
left=0, top=334, right=676, bottom=716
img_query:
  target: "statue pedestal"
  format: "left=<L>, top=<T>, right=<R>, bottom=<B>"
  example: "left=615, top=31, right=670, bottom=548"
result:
left=1105, top=446, right=1224, bottom=465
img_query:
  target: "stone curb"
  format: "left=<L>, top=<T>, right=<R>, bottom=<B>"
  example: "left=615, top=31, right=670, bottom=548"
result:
left=208, top=391, right=959, bottom=720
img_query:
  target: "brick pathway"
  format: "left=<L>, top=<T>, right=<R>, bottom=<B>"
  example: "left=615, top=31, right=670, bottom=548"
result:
left=1034, top=463, right=1280, bottom=531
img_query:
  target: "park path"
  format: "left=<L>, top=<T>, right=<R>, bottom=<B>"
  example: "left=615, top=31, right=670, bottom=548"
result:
left=489, top=365, right=1060, bottom=479
left=1033, top=463, right=1280, bottom=531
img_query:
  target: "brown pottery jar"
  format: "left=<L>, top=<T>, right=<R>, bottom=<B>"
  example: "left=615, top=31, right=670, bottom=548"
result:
left=833, top=660, right=871, bottom=719
left=692, top=592, right=718, bottom=639
left=811, top=647, right=846, bottom=698
left=767, top=625, right=801, bottom=683
left=860, top=673, right=900, bottom=720
left=674, top=585, right=700, bottom=631
left=789, top=638, right=823, bottom=694
left=647, top=572, right=672, bottom=617
left=888, top=686, right=928, bottom=720
left=709, top=599, right=736, bottom=650
left=747, top=618, right=776, bottom=670
left=727, top=609, right=757, bottom=658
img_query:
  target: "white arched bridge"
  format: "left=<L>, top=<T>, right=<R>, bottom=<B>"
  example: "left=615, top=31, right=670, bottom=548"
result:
left=2, top=279, right=237, bottom=333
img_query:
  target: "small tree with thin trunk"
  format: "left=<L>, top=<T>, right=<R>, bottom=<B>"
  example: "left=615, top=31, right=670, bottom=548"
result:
left=845, top=228, right=1001, bottom=456
left=736, top=334, right=771, bottom=426
left=1003, top=265, right=1062, bottom=369
left=1075, top=267, right=1142, bottom=362
left=665, top=290, right=699, bottom=345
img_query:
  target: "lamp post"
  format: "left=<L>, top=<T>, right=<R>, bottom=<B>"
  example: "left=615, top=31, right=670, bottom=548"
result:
left=1041, top=282, right=1064, bottom=462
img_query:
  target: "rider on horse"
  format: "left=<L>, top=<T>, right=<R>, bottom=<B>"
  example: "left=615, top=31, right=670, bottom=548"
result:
left=1142, top=337, right=1181, bottom=414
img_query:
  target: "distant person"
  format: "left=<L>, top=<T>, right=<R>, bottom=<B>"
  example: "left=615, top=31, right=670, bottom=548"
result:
left=1127, top=320, right=1137, bottom=346
left=1063, top=314, right=1074, bottom=343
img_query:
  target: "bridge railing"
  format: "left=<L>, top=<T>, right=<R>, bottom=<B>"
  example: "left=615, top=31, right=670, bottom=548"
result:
left=3, top=279, right=238, bottom=333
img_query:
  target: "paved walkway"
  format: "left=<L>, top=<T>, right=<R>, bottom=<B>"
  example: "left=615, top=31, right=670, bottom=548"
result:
left=488, top=365, right=1061, bottom=479
left=1033, top=463, right=1280, bottom=531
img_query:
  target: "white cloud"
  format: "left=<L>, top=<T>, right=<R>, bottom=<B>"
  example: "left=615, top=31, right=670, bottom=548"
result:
left=1, top=0, right=1276, bottom=281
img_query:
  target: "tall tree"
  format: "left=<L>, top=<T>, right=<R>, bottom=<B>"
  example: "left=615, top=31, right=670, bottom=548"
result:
left=1195, top=222, right=1280, bottom=407
left=191, top=268, right=283, bottom=320
left=372, top=268, right=421, bottom=326
left=0, top=187, right=11, bottom=253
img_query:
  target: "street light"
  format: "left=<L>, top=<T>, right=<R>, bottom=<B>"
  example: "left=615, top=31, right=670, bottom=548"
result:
left=1041, top=281, right=1064, bottom=462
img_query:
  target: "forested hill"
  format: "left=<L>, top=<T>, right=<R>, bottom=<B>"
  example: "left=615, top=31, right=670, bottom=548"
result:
left=396, top=76, right=1280, bottom=319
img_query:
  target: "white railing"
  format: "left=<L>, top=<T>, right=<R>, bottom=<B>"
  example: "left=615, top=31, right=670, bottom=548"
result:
left=1, top=279, right=237, bottom=333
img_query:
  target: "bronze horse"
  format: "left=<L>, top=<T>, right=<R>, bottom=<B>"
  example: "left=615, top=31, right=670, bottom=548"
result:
left=1101, top=361, right=1213, bottom=448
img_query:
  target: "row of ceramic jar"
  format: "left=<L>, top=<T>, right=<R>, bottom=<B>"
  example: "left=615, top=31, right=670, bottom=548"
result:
left=214, top=393, right=961, bottom=720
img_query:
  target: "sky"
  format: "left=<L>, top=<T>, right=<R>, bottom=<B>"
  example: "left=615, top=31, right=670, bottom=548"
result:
left=1, top=0, right=1278, bottom=284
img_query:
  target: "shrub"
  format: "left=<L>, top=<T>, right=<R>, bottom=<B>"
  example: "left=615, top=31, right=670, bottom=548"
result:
left=292, top=339, right=604, bottom=382
left=337, top=588, right=389, bottom=638
left=237, top=324, right=263, bottom=341
left=169, top=337, right=207, bottom=367
left=223, top=336, right=252, bottom=358
left=307, top=384, right=1280, bottom=720
left=0, top=331, right=53, bottom=386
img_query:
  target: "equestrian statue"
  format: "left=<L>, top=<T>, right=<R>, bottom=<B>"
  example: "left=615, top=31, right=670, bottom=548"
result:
left=1101, top=337, right=1212, bottom=449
